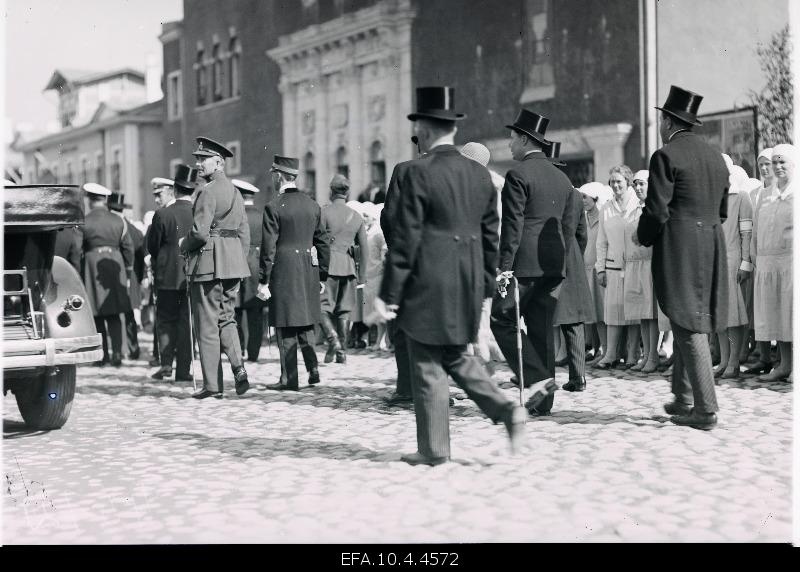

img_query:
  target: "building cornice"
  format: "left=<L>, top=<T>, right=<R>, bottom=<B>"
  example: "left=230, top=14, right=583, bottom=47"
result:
left=18, top=113, right=162, bottom=152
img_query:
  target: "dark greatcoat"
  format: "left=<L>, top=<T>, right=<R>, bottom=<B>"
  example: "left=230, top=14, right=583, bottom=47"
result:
left=637, top=130, right=729, bottom=333
left=554, top=188, right=595, bottom=325
left=54, top=225, right=83, bottom=273
left=146, top=199, right=194, bottom=291
left=239, top=203, right=266, bottom=308
left=380, top=144, right=499, bottom=346
left=82, top=205, right=134, bottom=317
left=259, top=187, right=331, bottom=328
left=120, top=215, right=145, bottom=308
left=180, top=171, right=250, bottom=282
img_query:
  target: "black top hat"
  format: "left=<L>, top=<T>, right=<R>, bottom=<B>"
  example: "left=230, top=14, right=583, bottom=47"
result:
left=506, top=109, right=550, bottom=145
left=544, top=141, right=566, bottom=167
left=108, top=192, right=132, bottom=211
left=192, top=136, right=234, bottom=159
left=173, top=164, right=198, bottom=192
left=656, top=85, right=704, bottom=126
left=270, top=155, right=300, bottom=176
left=407, top=86, right=466, bottom=122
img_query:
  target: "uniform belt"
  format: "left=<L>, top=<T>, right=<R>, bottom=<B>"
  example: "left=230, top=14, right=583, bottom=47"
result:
left=91, top=246, right=117, bottom=254
left=209, top=229, right=239, bottom=238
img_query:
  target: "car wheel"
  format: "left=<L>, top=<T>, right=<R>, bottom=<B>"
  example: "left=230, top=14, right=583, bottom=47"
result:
left=16, top=365, right=76, bottom=430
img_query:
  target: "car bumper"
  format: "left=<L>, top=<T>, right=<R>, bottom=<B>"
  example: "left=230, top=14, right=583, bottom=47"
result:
left=3, top=334, right=104, bottom=369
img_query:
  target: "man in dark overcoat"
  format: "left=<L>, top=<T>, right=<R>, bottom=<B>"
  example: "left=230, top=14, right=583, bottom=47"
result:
left=258, top=155, right=331, bottom=390
left=636, top=85, right=729, bottom=430
left=54, top=225, right=83, bottom=273
left=145, top=176, right=175, bottom=367
left=147, top=165, right=196, bottom=381
left=374, top=86, right=526, bottom=466
left=108, top=193, right=144, bottom=360
left=319, top=174, right=368, bottom=364
left=81, top=183, right=134, bottom=367
left=180, top=137, right=251, bottom=399
left=232, top=178, right=267, bottom=363
left=490, top=110, right=573, bottom=416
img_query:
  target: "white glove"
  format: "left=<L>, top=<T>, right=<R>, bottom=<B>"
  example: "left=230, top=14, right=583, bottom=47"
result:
left=256, top=283, right=271, bottom=301
left=370, top=297, right=398, bottom=324
left=496, top=271, right=514, bottom=298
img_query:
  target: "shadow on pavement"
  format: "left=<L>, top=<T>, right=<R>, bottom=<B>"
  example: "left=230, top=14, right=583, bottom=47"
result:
left=3, top=419, right=53, bottom=439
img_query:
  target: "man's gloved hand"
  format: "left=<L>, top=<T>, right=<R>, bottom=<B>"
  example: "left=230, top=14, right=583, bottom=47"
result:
left=496, top=270, right=514, bottom=298
left=372, top=297, right=398, bottom=324
left=256, top=283, right=271, bottom=301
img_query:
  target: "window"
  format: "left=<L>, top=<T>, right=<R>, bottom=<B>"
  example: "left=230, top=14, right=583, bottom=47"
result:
left=212, top=41, right=224, bottom=101
left=225, top=141, right=241, bottom=175
left=65, top=161, right=73, bottom=184
left=81, top=156, right=89, bottom=183
left=304, top=151, right=316, bottom=196
left=336, top=146, right=349, bottom=179
left=95, top=151, right=104, bottom=184
left=196, top=47, right=208, bottom=106
left=520, top=0, right=555, bottom=104
left=370, top=141, right=386, bottom=189
left=110, top=148, right=122, bottom=191
left=229, top=36, right=241, bottom=98
left=167, top=70, right=183, bottom=121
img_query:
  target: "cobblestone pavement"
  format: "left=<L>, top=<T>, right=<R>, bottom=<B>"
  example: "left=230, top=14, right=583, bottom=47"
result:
left=3, top=336, right=793, bottom=544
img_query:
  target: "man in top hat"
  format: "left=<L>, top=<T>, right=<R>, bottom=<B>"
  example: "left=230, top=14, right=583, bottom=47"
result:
left=257, top=155, right=330, bottom=389
left=490, top=110, right=574, bottom=416
left=373, top=86, right=527, bottom=466
left=232, top=178, right=268, bottom=363
left=147, top=165, right=197, bottom=381
left=635, top=85, right=729, bottom=430
left=319, top=173, right=369, bottom=365
left=108, top=192, right=145, bottom=360
left=81, top=182, right=135, bottom=367
left=180, top=136, right=251, bottom=398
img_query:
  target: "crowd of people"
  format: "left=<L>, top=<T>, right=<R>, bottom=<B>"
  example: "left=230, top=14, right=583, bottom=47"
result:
left=38, top=82, right=793, bottom=465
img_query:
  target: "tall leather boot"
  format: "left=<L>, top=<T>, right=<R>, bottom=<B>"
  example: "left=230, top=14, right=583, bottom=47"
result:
left=320, top=312, right=341, bottom=363
left=335, top=317, right=349, bottom=364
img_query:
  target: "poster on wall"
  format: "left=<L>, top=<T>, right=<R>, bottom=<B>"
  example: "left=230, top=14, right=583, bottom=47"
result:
left=695, top=107, right=758, bottom=177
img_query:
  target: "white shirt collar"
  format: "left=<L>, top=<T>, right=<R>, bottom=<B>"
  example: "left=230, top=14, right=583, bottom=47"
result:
left=771, top=180, right=796, bottom=202
left=279, top=181, right=297, bottom=193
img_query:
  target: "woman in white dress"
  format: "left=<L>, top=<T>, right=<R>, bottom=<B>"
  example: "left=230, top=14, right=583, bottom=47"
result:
left=753, top=143, right=795, bottom=382
left=579, top=182, right=609, bottom=365
left=594, top=166, right=639, bottom=370
left=362, top=202, right=389, bottom=350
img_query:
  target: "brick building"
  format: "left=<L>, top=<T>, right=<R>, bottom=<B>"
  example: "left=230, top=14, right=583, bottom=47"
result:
left=160, top=0, right=788, bottom=208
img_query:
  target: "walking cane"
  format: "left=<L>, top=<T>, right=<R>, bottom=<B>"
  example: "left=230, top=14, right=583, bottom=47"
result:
left=512, top=276, right=525, bottom=407
left=183, top=255, right=198, bottom=393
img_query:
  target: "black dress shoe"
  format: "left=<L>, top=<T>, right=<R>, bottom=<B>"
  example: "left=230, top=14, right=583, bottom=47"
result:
left=149, top=356, right=161, bottom=367
left=562, top=378, right=586, bottom=392
left=744, top=361, right=772, bottom=375
left=265, top=382, right=299, bottom=391
left=527, top=405, right=551, bottom=417
left=234, top=366, right=250, bottom=395
left=192, top=389, right=222, bottom=399
left=670, top=410, right=717, bottom=431
left=110, top=353, right=123, bottom=367
left=308, top=368, right=321, bottom=385
left=509, top=376, right=532, bottom=388
left=663, top=401, right=693, bottom=416
left=129, top=347, right=140, bottom=360
left=150, top=368, right=172, bottom=380
left=524, top=378, right=558, bottom=410
left=335, top=351, right=346, bottom=364
left=400, top=452, right=449, bottom=466
left=385, top=392, right=413, bottom=406
left=175, top=374, right=194, bottom=382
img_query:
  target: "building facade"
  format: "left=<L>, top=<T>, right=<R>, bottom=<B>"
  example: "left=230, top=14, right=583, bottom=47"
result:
left=162, top=0, right=788, bottom=203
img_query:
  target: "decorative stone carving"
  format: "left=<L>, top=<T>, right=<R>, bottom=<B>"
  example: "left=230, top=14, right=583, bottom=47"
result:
left=367, top=95, right=386, bottom=123
left=302, top=110, right=316, bottom=135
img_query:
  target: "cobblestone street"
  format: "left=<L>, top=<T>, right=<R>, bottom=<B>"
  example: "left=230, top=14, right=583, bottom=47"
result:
left=3, top=336, right=793, bottom=544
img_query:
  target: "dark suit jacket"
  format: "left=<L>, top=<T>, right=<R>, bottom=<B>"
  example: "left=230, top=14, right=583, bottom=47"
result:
left=147, top=199, right=194, bottom=291
left=498, top=151, right=573, bottom=278
left=239, top=203, right=265, bottom=307
left=553, top=188, right=594, bottom=325
left=54, top=225, right=83, bottom=273
left=181, top=171, right=250, bottom=282
left=260, top=188, right=331, bottom=328
left=637, top=130, right=729, bottom=333
left=322, top=198, right=368, bottom=280
left=380, top=144, right=499, bottom=346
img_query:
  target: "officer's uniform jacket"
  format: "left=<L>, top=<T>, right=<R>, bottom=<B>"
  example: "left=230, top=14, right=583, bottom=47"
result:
left=82, top=205, right=134, bottom=316
left=321, top=198, right=368, bottom=280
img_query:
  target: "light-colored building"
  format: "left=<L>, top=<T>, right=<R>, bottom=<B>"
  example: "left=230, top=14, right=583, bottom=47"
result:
left=18, top=67, right=165, bottom=219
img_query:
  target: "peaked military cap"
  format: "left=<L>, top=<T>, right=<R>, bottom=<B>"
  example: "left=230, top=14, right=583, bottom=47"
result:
left=192, top=136, right=234, bottom=159
left=83, top=182, right=112, bottom=197
left=151, top=177, right=174, bottom=192
left=270, top=155, right=300, bottom=176
left=232, top=178, right=259, bottom=194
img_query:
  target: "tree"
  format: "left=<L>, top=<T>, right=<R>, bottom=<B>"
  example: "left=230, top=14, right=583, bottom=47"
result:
left=751, top=25, right=793, bottom=147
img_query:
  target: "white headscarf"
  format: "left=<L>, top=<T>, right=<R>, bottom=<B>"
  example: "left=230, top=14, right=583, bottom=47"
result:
left=728, top=165, right=749, bottom=194
left=771, top=143, right=798, bottom=166
left=757, top=148, right=773, bottom=163
left=633, top=170, right=649, bottom=182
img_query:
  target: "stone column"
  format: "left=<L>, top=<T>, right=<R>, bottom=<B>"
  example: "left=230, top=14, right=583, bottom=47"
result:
left=583, top=123, right=633, bottom=182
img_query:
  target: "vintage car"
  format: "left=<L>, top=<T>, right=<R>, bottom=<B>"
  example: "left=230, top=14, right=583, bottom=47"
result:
left=3, top=183, right=103, bottom=429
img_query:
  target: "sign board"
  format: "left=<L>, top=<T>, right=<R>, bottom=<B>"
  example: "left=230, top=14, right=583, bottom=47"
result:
left=695, top=107, right=758, bottom=177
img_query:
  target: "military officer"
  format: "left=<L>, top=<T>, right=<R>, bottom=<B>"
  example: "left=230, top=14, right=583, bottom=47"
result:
left=180, top=137, right=251, bottom=399
left=319, top=174, right=368, bottom=364
left=232, top=178, right=267, bottom=363
left=108, top=193, right=144, bottom=360
left=147, top=165, right=196, bottom=381
left=257, top=155, right=331, bottom=390
left=146, top=176, right=175, bottom=367
left=81, top=182, right=135, bottom=367
left=373, top=86, right=526, bottom=466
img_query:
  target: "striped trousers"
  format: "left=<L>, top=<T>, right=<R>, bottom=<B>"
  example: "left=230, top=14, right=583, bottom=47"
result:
left=670, top=321, right=719, bottom=413
left=558, top=322, right=586, bottom=381
left=406, top=334, right=515, bottom=459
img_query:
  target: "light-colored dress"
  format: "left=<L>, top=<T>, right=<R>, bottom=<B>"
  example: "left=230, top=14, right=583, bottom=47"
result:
left=583, top=208, right=603, bottom=324
left=720, top=191, right=753, bottom=329
left=595, top=191, right=638, bottom=326
left=623, top=203, right=656, bottom=320
left=362, top=224, right=387, bottom=326
left=753, top=183, right=793, bottom=341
